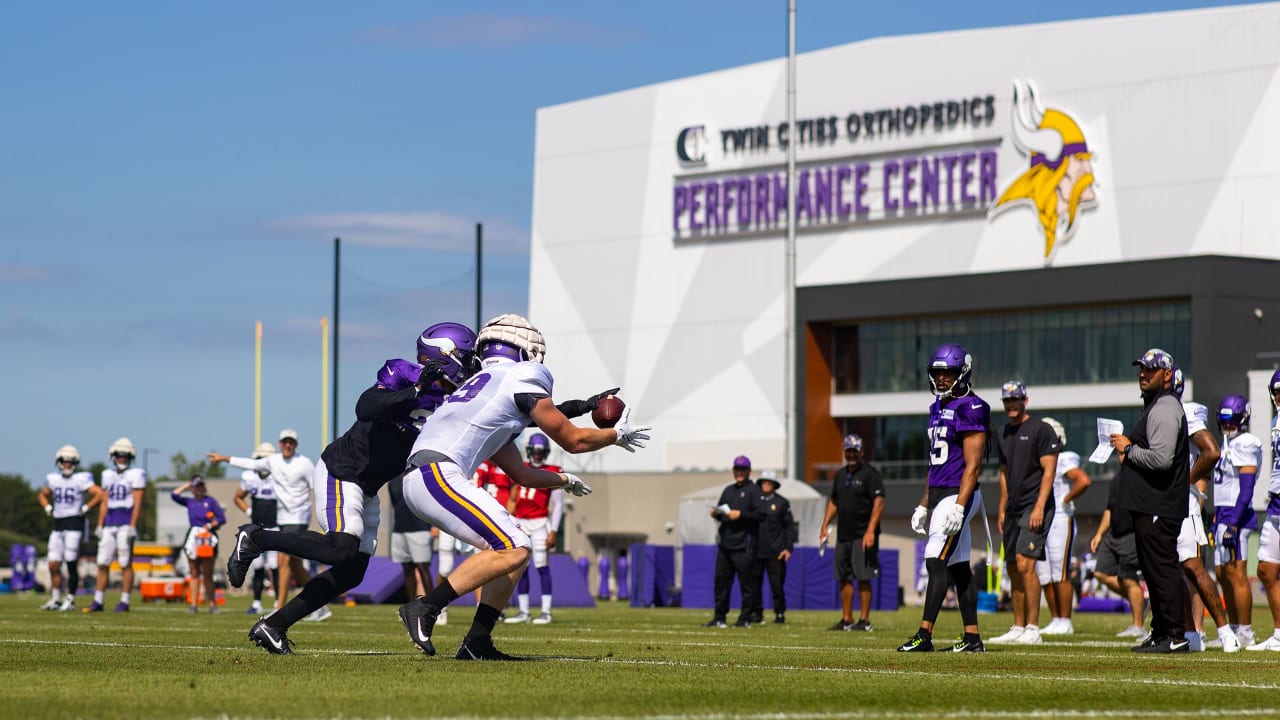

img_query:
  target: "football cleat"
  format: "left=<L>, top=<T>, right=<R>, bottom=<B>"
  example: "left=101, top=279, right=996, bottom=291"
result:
left=732, top=618, right=753, bottom=628
left=455, top=634, right=524, bottom=661
left=112, top=602, right=130, bottom=613
left=249, top=619, right=294, bottom=655
left=56, top=598, right=75, bottom=612
left=1115, top=624, right=1146, bottom=638
left=952, top=637, right=986, bottom=653
left=531, top=613, right=552, bottom=625
left=1237, top=627, right=1257, bottom=648
left=1014, top=626, right=1042, bottom=644
left=40, top=598, right=61, bottom=611
left=1245, top=635, right=1280, bottom=652
left=82, top=602, right=105, bottom=613
left=304, top=606, right=332, bottom=622
left=989, top=626, right=1026, bottom=644
left=702, top=618, right=728, bottom=628
left=897, top=630, right=934, bottom=652
left=505, top=612, right=531, bottom=624
left=828, top=619, right=854, bottom=631
left=226, top=524, right=263, bottom=589
left=399, top=600, right=440, bottom=656
left=850, top=619, right=873, bottom=632
left=773, top=613, right=785, bottom=624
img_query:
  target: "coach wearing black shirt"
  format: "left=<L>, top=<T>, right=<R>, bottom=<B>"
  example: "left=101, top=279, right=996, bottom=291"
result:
left=1110, top=348, right=1191, bottom=654
left=704, top=455, right=766, bottom=628
left=992, top=381, right=1059, bottom=646
left=820, top=435, right=885, bottom=631
left=752, top=470, right=796, bottom=624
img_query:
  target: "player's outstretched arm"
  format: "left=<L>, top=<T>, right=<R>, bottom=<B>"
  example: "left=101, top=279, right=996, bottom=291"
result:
left=492, top=442, right=591, bottom=496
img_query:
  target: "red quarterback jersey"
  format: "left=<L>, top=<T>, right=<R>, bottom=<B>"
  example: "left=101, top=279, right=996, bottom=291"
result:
left=475, top=460, right=512, bottom=507
left=513, top=463, right=561, bottom=519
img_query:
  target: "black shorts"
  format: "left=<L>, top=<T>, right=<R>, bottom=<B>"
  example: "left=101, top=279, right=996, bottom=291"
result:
left=1003, top=513, right=1051, bottom=561
left=1095, top=531, right=1140, bottom=581
left=278, top=523, right=308, bottom=533
left=53, top=515, right=86, bottom=532
left=834, top=540, right=879, bottom=582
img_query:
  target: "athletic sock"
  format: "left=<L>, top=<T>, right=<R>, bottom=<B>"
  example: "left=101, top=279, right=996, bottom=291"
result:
left=421, top=578, right=459, bottom=609
left=94, top=590, right=105, bottom=604
left=518, top=594, right=530, bottom=614
left=1272, top=629, right=1280, bottom=641
left=51, top=589, right=62, bottom=602
left=467, top=603, right=502, bottom=641
left=120, top=592, right=130, bottom=605
left=963, top=632, right=981, bottom=644
left=541, top=594, right=552, bottom=615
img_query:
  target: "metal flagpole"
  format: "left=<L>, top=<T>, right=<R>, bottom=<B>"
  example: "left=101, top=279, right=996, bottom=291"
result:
left=784, top=0, right=798, bottom=481
left=332, top=237, right=340, bottom=439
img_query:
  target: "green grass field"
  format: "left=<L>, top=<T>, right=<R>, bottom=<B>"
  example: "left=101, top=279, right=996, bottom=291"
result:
left=1, top=593, right=1278, bottom=720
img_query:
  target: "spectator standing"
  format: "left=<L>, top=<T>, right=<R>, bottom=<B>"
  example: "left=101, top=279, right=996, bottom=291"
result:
left=752, top=470, right=796, bottom=624
left=171, top=475, right=226, bottom=613
left=703, top=455, right=765, bottom=628
left=819, top=434, right=885, bottom=631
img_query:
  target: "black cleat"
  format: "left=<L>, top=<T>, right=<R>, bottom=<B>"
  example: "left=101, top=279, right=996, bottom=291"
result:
left=398, top=599, right=440, bottom=656
left=702, top=617, right=728, bottom=628
left=227, top=524, right=263, bottom=589
left=1133, top=635, right=1189, bottom=654
left=774, top=613, right=786, bottom=624
left=455, top=634, right=524, bottom=661
left=828, top=618, right=854, bottom=631
left=951, top=637, right=985, bottom=652
left=850, top=619, right=873, bottom=632
left=897, top=630, right=935, bottom=652
left=732, top=618, right=753, bottom=628
left=248, top=619, right=294, bottom=655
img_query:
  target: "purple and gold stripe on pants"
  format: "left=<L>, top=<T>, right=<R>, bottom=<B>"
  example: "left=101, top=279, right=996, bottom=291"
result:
left=325, top=475, right=344, bottom=533
left=420, top=462, right=514, bottom=550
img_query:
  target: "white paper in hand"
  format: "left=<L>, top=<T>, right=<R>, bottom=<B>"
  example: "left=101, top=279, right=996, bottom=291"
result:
left=1090, top=418, right=1124, bottom=463
left=716, top=503, right=731, bottom=515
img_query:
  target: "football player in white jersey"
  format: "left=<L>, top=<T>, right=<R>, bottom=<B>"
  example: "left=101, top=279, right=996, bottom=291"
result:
left=37, top=446, right=104, bottom=611
left=233, top=442, right=279, bottom=615
left=1247, top=369, right=1280, bottom=651
left=1173, top=372, right=1237, bottom=651
left=1212, top=394, right=1263, bottom=647
left=1036, top=418, right=1090, bottom=635
left=209, top=428, right=316, bottom=609
left=85, top=438, right=148, bottom=612
left=398, top=314, right=650, bottom=660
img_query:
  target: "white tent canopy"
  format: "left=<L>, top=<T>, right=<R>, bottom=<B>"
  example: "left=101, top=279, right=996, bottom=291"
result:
left=676, top=478, right=827, bottom=548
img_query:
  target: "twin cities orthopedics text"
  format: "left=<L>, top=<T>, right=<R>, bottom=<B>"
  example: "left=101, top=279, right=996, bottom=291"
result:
left=672, top=147, right=999, bottom=238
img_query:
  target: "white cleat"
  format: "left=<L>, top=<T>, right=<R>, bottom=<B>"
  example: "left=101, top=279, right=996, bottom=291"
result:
left=1040, top=619, right=1074, bottom=635
left=56, top=598, right=76, bottom=612
left=436, top=607, right=448, bottom=626
left=1219, top=629, right=1241, bottom=653
left=39, top=598, right=61, bottom=611
left=304, top=605, right=333, bottom=622
left=988, top=626, right=1026, bottom=645
left=1115, top=624, right=1146, bottom=638
left=1237, top=628, right=1257, bottom=648
left=504, top=612, right=531, bottom=624
left=1014, top=626, right=1043, bottom=645
left=1244, top=635, right=1280, bottom=652
left=531, top=613, right=552, bottom=625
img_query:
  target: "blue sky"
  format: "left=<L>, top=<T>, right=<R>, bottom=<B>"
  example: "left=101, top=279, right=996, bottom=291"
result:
left=0, top=1, right=1258, bottom=485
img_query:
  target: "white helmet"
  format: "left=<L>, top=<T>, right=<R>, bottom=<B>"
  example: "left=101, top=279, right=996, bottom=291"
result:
left=252, top=442, right=276, bottom=459
left=54, top=445, right=81, bottom=466
left=1043, top=417, right=1066, bottom=447
left=109, top=437, right=137, bottom=459
left=476, top=314, right=546, bottom=364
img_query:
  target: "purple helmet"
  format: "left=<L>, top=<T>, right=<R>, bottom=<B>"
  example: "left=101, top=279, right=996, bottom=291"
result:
left=1217, top=394, right=1251, bottom=432
left=927, top=343, right=973, bottom=399
left=1171, top=366, right=1185, bottom=398
left=1270, top=368, right=1280, bottom=410
left=376, top=358, right=422, bottom=392
left=527, top=432, right=551, bottom=460
left=417, top=322, right=479, bottom=387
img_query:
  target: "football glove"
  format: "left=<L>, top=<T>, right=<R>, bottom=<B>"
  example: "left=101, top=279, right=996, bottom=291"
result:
left=556, top=387, right=621, bottom=419
left=910, top=505, right=928, bottom=536
left=561, top=473, right=592, bottom=497
left=125, top=526, right=137, bottom=541
left=940, top=504, right=967, bottom=536
left=416, top=360, right=450, bottom=390
left=44, top=504, right=53, bottom=517
left=94, top=526, right=104, bottom=540
left=612, top=408, right=651, bottom=453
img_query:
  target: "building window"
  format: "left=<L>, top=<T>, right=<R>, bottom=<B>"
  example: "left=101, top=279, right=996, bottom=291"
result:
left=833, top=301, right=1191, bottom=393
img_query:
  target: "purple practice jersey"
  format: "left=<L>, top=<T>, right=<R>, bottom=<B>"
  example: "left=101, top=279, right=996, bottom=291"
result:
left=927, top=394, right=991, bottom=488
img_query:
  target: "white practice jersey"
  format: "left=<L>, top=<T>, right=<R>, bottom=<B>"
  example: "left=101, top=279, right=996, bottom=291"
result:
left=45, top=471, right=95, bottom=519
left=239, top=469, right=275, bottom=499
left=1184, top=402, right=1210, bottom=514
left=1052, top=451, right=1081, bottom=514
left=1270, top=416, right=1280, bottom=497
left=410, top=359, right=553, bottom=478
left=1213, top=431, right=1263, bottom=508
left=101, top=467, right=147, bottom=510
left=229, top=453, right=314, bottom=520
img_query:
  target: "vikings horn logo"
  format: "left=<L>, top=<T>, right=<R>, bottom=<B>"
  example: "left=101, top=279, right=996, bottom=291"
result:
left=989, top=81, right=1097, bottom=260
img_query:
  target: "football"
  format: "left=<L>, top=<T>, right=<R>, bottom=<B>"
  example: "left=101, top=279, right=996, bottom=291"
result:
left=591, top=395, right=625, bottom=428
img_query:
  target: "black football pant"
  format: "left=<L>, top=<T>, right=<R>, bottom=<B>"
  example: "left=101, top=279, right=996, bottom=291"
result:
left=1127, top=511, right=1184, bottom=640
left=755, top=557, right=787, bottom=617
left=713, top=545, right=759, bottom=622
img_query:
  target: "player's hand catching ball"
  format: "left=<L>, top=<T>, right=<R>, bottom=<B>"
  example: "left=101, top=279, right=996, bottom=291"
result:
left=561, top=473, right=592, bottom=497
left=612, top=408, right=651, bottom=453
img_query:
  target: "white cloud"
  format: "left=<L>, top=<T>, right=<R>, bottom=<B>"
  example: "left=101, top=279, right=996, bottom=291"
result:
left=355, top=15, right=635, bottom=50
left=269, top=212, right=529, bottom=255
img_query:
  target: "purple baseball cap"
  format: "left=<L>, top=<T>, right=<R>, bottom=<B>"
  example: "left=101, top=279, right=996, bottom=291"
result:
left=1132, top=348, right=1175, bottom=370
left=732, top=455, right=751, bottom=469
left=842, top=434, right=863, bottom=452
left=1001, top=381, right=1027, bottom=399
